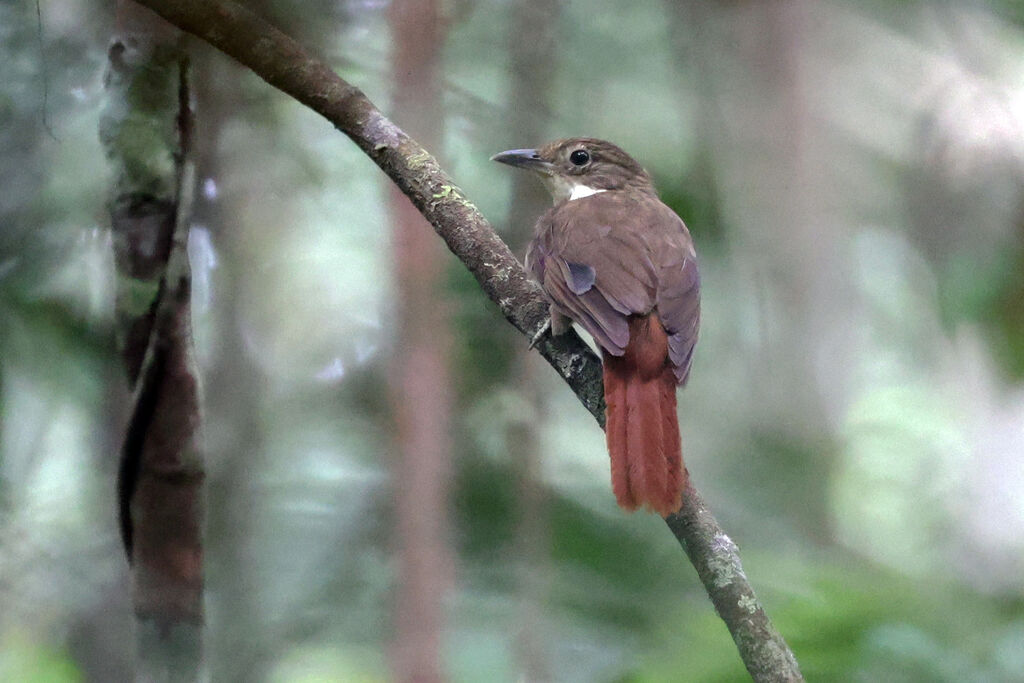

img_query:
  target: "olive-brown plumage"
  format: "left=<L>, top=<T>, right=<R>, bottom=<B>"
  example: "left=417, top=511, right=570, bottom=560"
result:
left=493, top=138, right=700, bottom=516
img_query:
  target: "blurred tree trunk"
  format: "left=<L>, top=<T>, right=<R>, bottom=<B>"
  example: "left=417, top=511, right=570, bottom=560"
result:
left=190, top=48, right=274, bottom=681
left=193, top=4, right=351, bottom=677
left=387, top=2, right=453, bottom=682
left=100, top=2, right=204, bottom=679
left=670, top=0, right=836, bottom=539
left=503, top=0, right=560, bottom=678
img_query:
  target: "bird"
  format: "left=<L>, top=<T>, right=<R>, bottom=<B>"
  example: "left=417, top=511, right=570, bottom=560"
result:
left=492, top=138, right=700, bottom=516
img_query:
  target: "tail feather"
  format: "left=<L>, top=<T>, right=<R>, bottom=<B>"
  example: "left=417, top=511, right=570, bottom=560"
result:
left=604, top=361, right=637, bottom=510
left=603, top=315, right=687, bottom=516
left=624, top=375, right=668, bottom=510
left=659, top=367, right=684, bottom=512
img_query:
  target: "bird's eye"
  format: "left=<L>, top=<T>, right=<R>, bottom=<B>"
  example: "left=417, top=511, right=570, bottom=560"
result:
left=569, top=149, right=590, bottom=166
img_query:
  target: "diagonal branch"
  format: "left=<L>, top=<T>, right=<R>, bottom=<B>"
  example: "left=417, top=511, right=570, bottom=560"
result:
left=130, top=0, right=802, bottom=680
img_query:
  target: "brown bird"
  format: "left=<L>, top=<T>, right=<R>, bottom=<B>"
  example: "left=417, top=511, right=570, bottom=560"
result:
left=493, top=138, right=700, bottom=516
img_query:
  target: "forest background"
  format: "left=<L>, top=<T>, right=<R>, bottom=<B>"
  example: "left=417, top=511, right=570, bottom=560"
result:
left=3, top=0, right=1024, bottom=681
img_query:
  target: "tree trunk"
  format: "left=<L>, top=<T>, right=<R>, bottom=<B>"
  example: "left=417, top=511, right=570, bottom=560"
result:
left=670, top=0, right=835, bottom=540
left=503, top=0, right=561, bottom=678
left=387, top=2, right=453, bottom=682
left=100, top=3, right=204, bottom=679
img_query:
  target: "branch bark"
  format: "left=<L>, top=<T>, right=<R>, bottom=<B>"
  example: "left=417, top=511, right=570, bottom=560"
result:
left=129, top=0, right=803, bottom=679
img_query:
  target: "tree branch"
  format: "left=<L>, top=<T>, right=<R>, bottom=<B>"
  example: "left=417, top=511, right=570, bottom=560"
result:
left=130, top=0, right=802, bottom=679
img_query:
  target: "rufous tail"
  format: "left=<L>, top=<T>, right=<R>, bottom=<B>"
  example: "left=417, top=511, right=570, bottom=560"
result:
left=602, top=315, right=686, bottom=516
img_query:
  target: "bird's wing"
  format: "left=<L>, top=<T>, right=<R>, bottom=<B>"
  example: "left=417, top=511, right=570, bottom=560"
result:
left=528, top=192, right=700, bottom=383
left=657, top=240, right=700, bottom=385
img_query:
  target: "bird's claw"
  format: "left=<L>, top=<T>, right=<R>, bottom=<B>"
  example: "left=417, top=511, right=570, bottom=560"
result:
left=528, top=318, right=551, bottom=350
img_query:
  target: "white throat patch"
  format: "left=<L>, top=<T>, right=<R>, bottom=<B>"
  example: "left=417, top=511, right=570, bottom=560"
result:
left=568, top=185, right=606, bottom=201
left=540, top=174, right=608, bottom=203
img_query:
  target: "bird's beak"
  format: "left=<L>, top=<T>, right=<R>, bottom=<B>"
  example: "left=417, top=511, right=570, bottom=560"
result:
left=490, top=148, right=553, bottom=174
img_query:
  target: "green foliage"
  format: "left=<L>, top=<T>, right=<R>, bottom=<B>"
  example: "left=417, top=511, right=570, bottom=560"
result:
left=0, top=631, right=81, bottom=683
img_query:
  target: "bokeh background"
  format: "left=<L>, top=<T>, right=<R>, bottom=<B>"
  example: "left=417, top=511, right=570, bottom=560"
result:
left=3, top=0, right=1024, bottom=680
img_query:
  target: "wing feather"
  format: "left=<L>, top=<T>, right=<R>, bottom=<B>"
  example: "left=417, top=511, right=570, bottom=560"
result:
left=528, top=191, right=700, bottom=381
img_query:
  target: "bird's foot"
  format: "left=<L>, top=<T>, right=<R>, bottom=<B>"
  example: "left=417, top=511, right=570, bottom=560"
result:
left=528, top=318, right=551, bottom=350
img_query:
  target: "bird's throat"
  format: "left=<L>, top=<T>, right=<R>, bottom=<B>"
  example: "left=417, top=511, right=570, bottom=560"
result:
left=569, top=185, right=606, bottom=201
left=541, top=173, right=607, bottom=204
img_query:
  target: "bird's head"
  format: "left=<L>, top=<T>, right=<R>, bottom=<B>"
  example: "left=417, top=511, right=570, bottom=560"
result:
left=491, top=137, right=654, bottom=204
